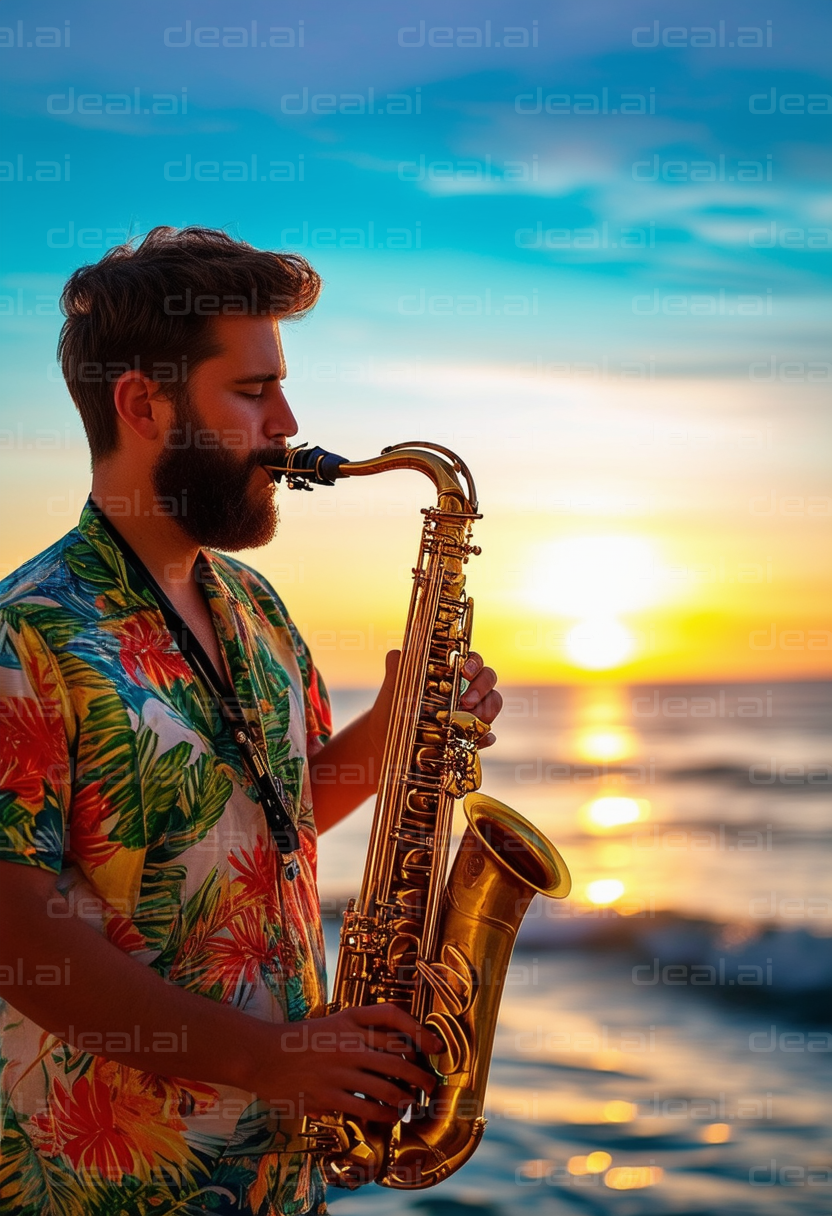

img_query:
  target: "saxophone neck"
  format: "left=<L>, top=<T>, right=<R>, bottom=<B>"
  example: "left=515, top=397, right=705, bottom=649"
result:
left=267, top=441, right=479, bottom=514
left=341, top=443, right=477, bottom=513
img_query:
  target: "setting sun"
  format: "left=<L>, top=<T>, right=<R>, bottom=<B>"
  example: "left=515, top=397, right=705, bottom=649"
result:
left=521, top=535, right=668, bottom=672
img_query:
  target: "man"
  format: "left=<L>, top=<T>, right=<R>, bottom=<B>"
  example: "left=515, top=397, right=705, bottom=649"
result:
left=0, top=227, right=502, bottom=1216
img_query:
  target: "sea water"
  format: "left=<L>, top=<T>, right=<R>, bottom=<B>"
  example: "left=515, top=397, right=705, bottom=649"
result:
left=318, top=681, right=832, bottom=1215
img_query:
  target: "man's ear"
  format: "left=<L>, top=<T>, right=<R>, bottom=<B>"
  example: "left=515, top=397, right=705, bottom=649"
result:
left=112, top=371, right=172, bottom=441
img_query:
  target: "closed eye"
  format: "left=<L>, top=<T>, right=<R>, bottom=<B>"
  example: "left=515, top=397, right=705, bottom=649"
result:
left=238, top=391, right=264, bottom=400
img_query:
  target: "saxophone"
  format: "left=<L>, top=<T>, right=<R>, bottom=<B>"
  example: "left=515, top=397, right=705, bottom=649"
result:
left=267, top=442, right=571, bottom=1190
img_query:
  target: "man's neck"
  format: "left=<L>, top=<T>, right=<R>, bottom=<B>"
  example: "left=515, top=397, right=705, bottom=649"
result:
left=90, top=472, right=201, bottom=597
left=90, top=471, right=231, bottom=681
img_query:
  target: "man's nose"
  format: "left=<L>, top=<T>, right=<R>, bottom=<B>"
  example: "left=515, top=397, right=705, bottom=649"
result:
left=266, top=384, right=299, bottom=440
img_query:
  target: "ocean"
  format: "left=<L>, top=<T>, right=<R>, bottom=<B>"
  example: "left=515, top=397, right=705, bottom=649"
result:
left=317, top=681, right=832, bottom=1215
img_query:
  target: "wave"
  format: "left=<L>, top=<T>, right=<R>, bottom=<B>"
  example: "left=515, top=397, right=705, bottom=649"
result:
left=517, top=907, right=832, bottom=1021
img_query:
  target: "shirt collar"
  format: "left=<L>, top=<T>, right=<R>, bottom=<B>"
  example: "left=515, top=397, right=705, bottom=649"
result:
left=76, top=498, right=267, bottom=756
left=77, top=496, right=244, bottom=616
left=77, top=498, right=158, bottom=611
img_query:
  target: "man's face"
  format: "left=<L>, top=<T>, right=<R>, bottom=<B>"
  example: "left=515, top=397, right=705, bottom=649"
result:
left=152, top=315, right=298, bottom=551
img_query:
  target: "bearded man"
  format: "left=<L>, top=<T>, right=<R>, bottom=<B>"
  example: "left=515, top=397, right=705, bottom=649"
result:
left=0, top=227, right=501, bottom=1216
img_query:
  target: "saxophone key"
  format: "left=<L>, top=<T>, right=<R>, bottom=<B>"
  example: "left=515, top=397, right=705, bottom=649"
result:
left=414, top=746, right=443, bottom=773
left=405, top=790, right=435, bottom=815
left=417, top=729, right=444, bottom=747
left=425, top=680, right=452, bottom=700
left=400, top=848, right=433, bottom=880
left=397, top=827, right=434, bottom=848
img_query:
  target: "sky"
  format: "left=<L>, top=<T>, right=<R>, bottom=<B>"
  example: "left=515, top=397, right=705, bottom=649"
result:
left=1, top=0, right=830, bottom=685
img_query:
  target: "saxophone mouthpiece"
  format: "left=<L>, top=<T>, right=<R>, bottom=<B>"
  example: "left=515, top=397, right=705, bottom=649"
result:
left=265, top=444, right=348, bottom=490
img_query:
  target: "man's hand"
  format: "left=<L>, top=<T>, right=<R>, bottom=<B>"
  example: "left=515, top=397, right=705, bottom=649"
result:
left=456, top=650, right=502, bottom=748
left=254, top=1004, right=441, bottom=1124
left=368, top=649, right=503, bottom=754
left=311, top=650, right=503, bottom=832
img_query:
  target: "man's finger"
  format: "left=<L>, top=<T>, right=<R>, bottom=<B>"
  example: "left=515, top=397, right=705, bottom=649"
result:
left=359, top=1051, right=437, bottom=1094
left=468, top=689, right=503, bottom=725
left=351, top=1004, right=442, bottom=1052
left=460, top=667, right=497, bottom=709
left=384, top=649, right=401, bottom=680
left=355, top=1074, right=421, bottom=1111
left=462, top=651, right=483, bottom=678
left=317, top=1091, right=402, bottom=1125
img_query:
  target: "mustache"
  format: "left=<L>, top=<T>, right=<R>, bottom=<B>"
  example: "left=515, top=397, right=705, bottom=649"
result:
left=247, top=446, right=287, bottom=473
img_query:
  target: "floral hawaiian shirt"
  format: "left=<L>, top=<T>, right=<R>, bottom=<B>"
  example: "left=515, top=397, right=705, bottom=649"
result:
left=0, top=502, right=332, bottom=1216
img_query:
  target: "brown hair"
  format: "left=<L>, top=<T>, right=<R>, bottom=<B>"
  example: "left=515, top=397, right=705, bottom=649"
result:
left=58, top=225, right=321, bottom=461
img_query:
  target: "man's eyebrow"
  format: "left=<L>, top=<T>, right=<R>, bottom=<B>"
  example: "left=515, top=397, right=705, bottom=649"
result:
left=231, top=372, right=283, bottom=384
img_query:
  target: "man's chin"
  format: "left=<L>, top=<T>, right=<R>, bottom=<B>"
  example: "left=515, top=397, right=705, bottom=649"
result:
left=152, top=448, right=279, bottom=551
left=218, top=518, right=277, bottom=553
left=223, top=494, right=279, bottom=552
left=177, top=493, right=278, bottom=552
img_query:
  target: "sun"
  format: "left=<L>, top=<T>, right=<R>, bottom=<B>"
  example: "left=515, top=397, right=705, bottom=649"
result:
left=522, top=535, right=665, bottom=671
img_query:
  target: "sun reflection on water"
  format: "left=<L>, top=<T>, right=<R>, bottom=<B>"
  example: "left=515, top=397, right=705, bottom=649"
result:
left=702, top=1122, right=731, bottom=1143
left=605, top=1165, right=664, bottom=1190
left=574, top=726, right=636, bottom=762
left=568, top=1150, right=612, bottom=1175
left=602, top=1100, right=637, bottom=1123
left=582, top=795, right=649, bottom=831
left=586, top=878, right=626, bottom=905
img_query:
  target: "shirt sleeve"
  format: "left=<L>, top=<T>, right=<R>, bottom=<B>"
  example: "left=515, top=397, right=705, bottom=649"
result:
left=0, top=614, right=72, bottom=872
left=231, top=561, right=333, bottom=755
left=278, top=611, right=332, bottom=755
left=296, top=641, right=332, bottom=756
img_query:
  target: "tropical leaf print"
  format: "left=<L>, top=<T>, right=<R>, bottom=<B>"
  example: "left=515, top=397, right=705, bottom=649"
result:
left=137, top=732, right=195, bottom=844
left=132, top=861, right=188, bottom=955
left=156, top=867, right=235, bottom=993
left=57, top=650, right=141, bottom=840
left=0, top=1104, right=87, bottom=1216
left=164, top=677, right=226, bottom=754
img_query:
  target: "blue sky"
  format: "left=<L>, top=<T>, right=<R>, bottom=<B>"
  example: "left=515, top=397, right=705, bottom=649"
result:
left=3, top=0, right=831, bottom=426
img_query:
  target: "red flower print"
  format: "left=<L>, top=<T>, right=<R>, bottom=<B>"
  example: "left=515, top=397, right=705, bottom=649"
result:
left=117, top=615, right=192, bottom=689
left=33, top=1060, right=199, bottom=1184
left=299, top=823, right=316, bottom=864
left=67, top=780, right=121, bottom=869
left=201, top=905, right=281, bottom=996
left=105, top=908, right=148, bottom=954
left=0, top=695, right=67, bottom=808
left=229, top=838, right=279, bottom=918
left=42, top=1071, right=138, bottom=1181
left=304, top=663, right=331, bottom=744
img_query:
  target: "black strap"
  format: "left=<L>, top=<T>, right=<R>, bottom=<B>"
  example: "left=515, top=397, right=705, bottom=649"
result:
left=89, top=500, right=301, bottom=878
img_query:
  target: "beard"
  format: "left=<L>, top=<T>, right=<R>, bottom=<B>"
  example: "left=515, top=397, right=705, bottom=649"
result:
left=152, top=394, right=280, bottom=551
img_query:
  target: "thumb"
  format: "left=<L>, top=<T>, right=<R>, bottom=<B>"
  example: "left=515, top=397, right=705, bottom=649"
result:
left=368, top=650, right=402, bottom=756
left=382, top=649, right=401, bottom=688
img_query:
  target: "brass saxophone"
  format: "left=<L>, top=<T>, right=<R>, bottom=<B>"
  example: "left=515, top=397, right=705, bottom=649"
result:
left=267, top=442, right=571, bottom=1190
